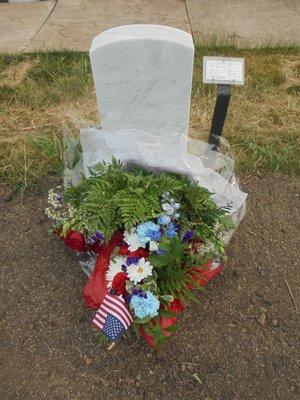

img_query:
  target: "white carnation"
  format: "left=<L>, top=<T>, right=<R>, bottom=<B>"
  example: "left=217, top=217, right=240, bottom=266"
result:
left=123, top=229, right=145, bottom=251
left=106, top=256, right=126, bottom=284
left=149, top=241, right=158, bottom=251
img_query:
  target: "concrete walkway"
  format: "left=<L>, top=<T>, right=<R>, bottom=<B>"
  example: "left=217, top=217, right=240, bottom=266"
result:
left=0, top=0, right=299, bottom=53
left=0, top=1, right=56, bottom=53
left=186, top=0, right=300, bottom=46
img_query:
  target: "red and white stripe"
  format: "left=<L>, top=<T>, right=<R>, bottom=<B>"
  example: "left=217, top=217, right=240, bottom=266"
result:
left=93, top=293, right=133, bottom=331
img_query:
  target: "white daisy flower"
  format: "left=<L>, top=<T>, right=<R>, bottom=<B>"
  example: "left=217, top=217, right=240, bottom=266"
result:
left=127, top=257, right=153, bottom=284
left=106, top=256, right=126, bottom=284
left=123, top=229, right=145, bottom=251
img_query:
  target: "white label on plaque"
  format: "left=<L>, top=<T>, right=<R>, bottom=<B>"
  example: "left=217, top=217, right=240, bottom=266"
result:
left=203, top=57, right=244, bottom=85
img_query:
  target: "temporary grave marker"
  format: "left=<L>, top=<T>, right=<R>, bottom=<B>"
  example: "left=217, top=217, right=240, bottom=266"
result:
left=203, top=56, right=244, bottom=85
left=203, top=56, right=245, bottom=149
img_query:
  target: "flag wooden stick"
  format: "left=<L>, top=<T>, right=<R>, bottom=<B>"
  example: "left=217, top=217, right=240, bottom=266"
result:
left=108, top=342, right=116, bottom=350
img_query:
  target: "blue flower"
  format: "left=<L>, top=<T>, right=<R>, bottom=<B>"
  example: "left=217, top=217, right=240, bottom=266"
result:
left=155, top=249, right=164, bottom=256
left=165, top=229, right=177, bottom=238
left=131, top=288, right=147, bottom=298
left=56, top=193, right=63, bottom=203
left=167, top=222, right=177, bottom=231
left=173, top=202, right=180, bottom=210
left=182, top=230, right=194, bottom=243
left=148, top=229, right=162, bottom=241
left=95, top=231, right=105, bottom=240
left=137, top=221, right=160, bottom=244
left=90, top=230, right=105, bottom=243
left=130, top=291, right=160, bottom=319
left=126, top=256, right=140, bottom=266
left=157, top=215, right=171, bottom=225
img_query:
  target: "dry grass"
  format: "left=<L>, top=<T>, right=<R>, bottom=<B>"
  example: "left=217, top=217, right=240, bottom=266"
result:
left=0, top=46, right=299, bottom=189
left=191, top=44, right=300, bottom=175
left=0, top=59, right=39, bottom=88
left=0, top=51, right=97, bottom=188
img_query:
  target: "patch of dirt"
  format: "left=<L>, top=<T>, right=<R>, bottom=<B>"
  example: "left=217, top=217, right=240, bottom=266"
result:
left=0, top=59, right=38, bottom=88
left=0, top=173, right=299, bottom=400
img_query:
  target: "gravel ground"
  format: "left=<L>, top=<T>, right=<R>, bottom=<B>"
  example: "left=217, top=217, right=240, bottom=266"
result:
left=0, top=173, right=299, bottom=400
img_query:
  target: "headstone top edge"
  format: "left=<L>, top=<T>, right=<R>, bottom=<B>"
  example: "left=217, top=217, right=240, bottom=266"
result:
left=90, top=24, right=193, bottom=53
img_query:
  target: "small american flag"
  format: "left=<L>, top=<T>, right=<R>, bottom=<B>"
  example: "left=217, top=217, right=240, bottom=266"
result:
left=93, top=293, right=133, bottom=341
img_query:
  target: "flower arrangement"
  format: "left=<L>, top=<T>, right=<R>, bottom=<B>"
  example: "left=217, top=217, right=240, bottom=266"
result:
left=46, top=159, right=234, bottom=348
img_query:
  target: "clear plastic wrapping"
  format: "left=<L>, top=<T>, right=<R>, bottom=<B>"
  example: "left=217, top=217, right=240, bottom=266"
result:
left=62, top=119, right=247, bottom=252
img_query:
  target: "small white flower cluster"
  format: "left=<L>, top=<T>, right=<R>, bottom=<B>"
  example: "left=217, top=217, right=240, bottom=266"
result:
left=68, top=205, right=76, bottom=218
left=200, top=241, right=216, bottom=254
left=161, top=192, right=180, bottom=219
left=45, top=188, right=74, bottom=225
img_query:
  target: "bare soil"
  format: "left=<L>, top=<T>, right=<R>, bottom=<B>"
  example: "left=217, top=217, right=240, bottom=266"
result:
left=0, top=173, right=299, bottom=400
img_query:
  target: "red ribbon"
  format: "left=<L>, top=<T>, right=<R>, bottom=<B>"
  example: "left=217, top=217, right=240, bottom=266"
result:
left=60, top=230, right=223, bottom=348
left=83, top=231, right=124, bottom=308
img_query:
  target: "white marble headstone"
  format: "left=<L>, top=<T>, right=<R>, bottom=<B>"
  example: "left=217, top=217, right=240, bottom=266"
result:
left=90, top=25, right=194, bottom=137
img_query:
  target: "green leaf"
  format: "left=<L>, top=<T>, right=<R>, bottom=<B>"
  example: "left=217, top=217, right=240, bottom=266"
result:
left=133, top=316, right=152, bottom=324
left=159, top=294, right=174, bottom=303
left=166, top=324, right=177, bottom=333
left=158, top=309, right=176, bottom=318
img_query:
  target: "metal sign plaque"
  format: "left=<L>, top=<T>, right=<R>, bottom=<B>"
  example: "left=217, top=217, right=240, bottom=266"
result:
left=203, top=56, right=245, bottom=85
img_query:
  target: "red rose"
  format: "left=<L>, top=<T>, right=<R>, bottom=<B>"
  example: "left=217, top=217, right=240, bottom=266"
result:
left=119, top=245, right=149, bottom=258
left=112, top=272, right=129, bottom=296
left=59, top=229, right=86, bottom=252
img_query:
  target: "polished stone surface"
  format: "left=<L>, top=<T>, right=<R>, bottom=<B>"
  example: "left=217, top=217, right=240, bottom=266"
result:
left=90, top=24, right=194, bottom=137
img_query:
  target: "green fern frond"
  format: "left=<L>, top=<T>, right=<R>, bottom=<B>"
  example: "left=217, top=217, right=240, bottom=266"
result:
left=62, top=160, right=234, bottom=243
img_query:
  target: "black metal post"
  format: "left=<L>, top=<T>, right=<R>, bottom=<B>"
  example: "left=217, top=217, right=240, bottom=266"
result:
left=208, top=84, right=231, bottom=150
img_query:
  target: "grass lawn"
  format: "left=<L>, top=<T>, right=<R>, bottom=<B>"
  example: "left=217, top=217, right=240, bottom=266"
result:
left=0, top=43, right=299, bottom=190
